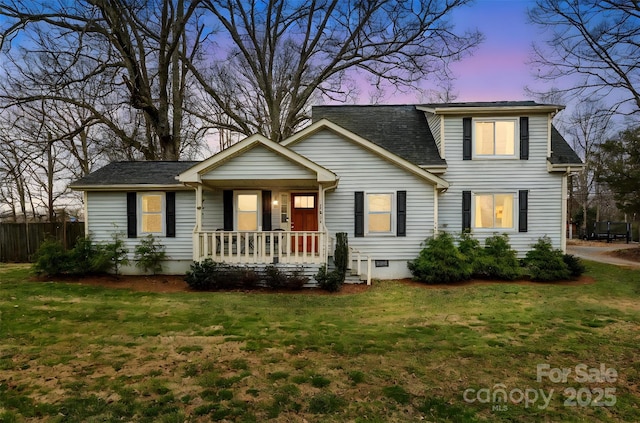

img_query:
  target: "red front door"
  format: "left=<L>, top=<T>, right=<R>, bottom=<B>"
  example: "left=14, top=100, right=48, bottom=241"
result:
left=290, top=193, right=318, bottom=253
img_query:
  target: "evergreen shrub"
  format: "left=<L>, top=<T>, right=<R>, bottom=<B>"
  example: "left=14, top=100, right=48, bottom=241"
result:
left=407, top=232, right=471, bottom=284
left=525, top=237, right=571, bottom=281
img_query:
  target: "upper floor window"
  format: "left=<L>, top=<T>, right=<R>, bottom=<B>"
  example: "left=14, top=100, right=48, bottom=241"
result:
left=474, top=119, right=517, bottom=157
left=141, top=193, right=164, bottom=234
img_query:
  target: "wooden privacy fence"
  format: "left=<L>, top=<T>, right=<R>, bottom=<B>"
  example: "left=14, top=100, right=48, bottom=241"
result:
left=0, top=222, right=85, bottom=262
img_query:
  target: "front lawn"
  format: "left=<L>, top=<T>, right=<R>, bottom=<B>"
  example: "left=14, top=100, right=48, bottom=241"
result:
left=0, top=262, right=638, bottom=422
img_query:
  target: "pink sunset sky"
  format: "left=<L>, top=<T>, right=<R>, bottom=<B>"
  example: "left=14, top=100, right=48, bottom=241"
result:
left=448, top=0, right=544, bottom=102
left=382, top=0, right=555, bottom=104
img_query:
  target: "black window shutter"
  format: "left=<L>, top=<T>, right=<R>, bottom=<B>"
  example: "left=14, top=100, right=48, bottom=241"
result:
left=262, top=190, right=272, bottom=231
left=126, top=192, right=137, bottom=238
left=463, top=117, right=472, bottom=160
left=520, top=117, right=529, bottom=160
left=166, top=192, right=176, bottom=238
left=223, top=190, right=233, bottom=231
left=519, top=190, right=528, bottom=232
left=462, top=191, right=471, bottom=231
left=354, top=191, right=364, bottom=237
left=397, top=190, right=406, bottom=237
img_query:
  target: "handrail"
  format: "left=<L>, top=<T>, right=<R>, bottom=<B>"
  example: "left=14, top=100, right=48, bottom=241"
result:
left=347, top=246, right=372, bottom=286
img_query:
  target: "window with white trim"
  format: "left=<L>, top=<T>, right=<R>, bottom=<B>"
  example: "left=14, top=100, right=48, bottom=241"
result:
left=474, top=193, right=514, bottom=229
left=236, top=191, right=260, bottom=231
left=366, top=193, right=394, bottom=234
left=140, top=193, right=164, bottom=234
left=474, top=119, right=517, bottom=157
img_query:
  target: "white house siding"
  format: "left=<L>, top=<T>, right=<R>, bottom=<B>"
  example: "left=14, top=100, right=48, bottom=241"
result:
left=436, top=113, right=564, bottom=255
left=289, top=129, right=436, bottom=279
left=426, top=113, right=442, bottom=157
left=86, top=190, right=196, bottom=274
left=201, top=145, right=315, bottom=181
left=201, top=190, right=223, bottom=231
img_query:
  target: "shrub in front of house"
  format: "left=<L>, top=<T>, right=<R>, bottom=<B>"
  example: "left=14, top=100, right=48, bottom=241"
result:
left=264, top=265, right=308, bottom=290
left=134, top=234, right=167, bottom=275
left=185, top=260, right=248, bottom=290
left=101, top=232, right=130, bottom=276
left=525, top=237, right=571, bottom=281
left=33, top=238, right=71, bottom=276
left=315, top=265, right=344, bottom=292
left=69, top=236, right=112, bottom=275
left=457, top=232, right=521, bottom=280
left=185, top=259, right=220, bottom=290
left=33, top=236, right=113, bottom=277
left=333, top=232, right=349, bottom=277
left=475, top=234, right=522, bottom=280
left=458, top=231, right=482, bottom=274
left=562, top=253, right=586, bottom=278
left=315, top=233, right=349, bottom=292
left=185, top=261, right=308, bottom=291
left=408, top=232, right=471, bottom=284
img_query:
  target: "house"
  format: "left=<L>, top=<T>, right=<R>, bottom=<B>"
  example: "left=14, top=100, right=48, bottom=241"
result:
left=70, top=102, right=583, bottom=280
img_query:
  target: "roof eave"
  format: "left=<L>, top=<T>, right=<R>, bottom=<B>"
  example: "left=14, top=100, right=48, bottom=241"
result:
left=421, top=164, right=447, bottom=174
left=69, top=183, right=190, bottom=191
left=546, top=161, right=585, bottom=173
left=416, top=105, right=565, bottom=115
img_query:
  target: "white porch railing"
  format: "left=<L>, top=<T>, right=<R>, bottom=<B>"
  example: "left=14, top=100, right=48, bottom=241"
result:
left=193, top=230, right=328, bottom=265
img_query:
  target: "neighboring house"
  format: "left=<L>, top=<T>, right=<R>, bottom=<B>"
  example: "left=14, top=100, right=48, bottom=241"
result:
left=70, top=102, right=583, bottom=280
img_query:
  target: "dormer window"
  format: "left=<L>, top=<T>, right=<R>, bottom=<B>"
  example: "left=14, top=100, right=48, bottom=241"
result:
left=474, top=118, right=517, bottom=158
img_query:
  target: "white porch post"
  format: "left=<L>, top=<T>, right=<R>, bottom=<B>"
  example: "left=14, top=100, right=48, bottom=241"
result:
left=195, top=184, right=203, bottom=231
left=561, top=171, right=568, bottom=252
left=193, top=184, right=203, bottom=262
left=318, top=184, right=324, bottom=228
left=433, top=188, right=439, bottom=235
left=319, top=184, right=326, bottom=262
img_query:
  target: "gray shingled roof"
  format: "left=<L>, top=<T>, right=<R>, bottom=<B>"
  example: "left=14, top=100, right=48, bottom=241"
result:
left=314, top=103, right=582, bottom=167
left=550, top=126, right=583, bottom=165
left=312, top=104, right=446, bottom=167
left=70, top=161, right=199, bottom=187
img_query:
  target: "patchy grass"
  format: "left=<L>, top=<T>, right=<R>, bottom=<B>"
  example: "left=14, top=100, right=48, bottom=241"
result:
left=0, top=262, right=639, bottom=421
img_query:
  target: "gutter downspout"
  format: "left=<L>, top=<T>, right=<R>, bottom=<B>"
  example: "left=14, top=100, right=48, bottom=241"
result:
left=561, top=167, right=570, bottom=253
left=320, top=180, right=339, bottom=264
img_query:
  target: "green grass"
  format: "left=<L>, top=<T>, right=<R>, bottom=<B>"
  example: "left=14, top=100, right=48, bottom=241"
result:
left=0, top=261, right=639, bottom=421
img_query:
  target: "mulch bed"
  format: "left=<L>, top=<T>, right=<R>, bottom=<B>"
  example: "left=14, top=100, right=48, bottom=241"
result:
left=33, top=274, right=371, bottom=294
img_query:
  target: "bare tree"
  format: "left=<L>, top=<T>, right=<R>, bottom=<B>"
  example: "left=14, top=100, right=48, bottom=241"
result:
left=595, top=126, right=640, bottom=220
left=529, top=0, right=640, bottom=114
left=0, top=131, right=34, bottom=222
left=0, top=0, right=205, bottom=160
left=189, top=0, right=482, bottom=142
left=562, top=102, right=613, bottom=234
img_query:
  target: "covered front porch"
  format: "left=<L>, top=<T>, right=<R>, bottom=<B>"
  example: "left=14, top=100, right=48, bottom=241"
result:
left=178, top=134, right=339, bottom=267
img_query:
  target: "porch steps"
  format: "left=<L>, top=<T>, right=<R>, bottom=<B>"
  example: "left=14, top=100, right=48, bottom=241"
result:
left=327, top=257, right=366, bottom=284
left=344, top=274, right=365, bottom=284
